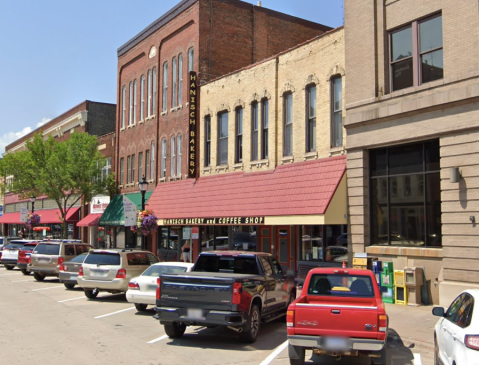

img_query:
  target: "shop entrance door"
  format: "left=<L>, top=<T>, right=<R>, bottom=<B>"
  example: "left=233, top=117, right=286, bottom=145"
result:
left=275, top=226, right=291, bottom=270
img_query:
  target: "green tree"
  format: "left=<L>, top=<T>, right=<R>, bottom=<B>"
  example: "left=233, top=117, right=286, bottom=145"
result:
left=1, top=132, right=115, bottom=238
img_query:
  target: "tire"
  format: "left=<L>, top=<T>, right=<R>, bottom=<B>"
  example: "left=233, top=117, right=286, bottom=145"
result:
left=5, top=265, right=14, bottom=270
left=164, top=322, right=186, bottom=338
left=288, top=343, right=305, bottom=365
left=371, top=347, right=387, bottom=365
left=135, top=303, right=148, bottom=311
left=21, top=269, right=31, bottom=275
left=240, top=304, right=261, bottom=343
left=64, top=283, right=75, bottom=289
left=84, top=288, right=99, bottom=299
left=33, top=272, right=45, bottom=281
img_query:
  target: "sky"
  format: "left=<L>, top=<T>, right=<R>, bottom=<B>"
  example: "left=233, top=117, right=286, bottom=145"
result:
left=0, top=0, right=344, bottom=155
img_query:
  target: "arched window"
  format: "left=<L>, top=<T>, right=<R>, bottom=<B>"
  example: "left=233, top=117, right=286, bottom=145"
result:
left=147, top=70, right=152, bottom=117
left=188, top=47, right=194, bottom=72
left=152, top=67, right=157, bottom=115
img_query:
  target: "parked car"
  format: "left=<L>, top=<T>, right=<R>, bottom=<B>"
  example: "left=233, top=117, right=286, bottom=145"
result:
left=336, top=233, right=348, bottom=246
left=1, top=240, right=38, bottom=270
left=58, top=252, right=89, bottom=289
left=433, top=289, right=479, bottom=365
left=126, top=262, right=194, bottom=311
left=154, top=251, right=296, bottom=343
left=17, top=241, right=40, bottom=275
left=77, top=248, right=159, bottom=299
left=287, top=267, right=388, bottom=365
left=29, top=240, right=91, bottom=281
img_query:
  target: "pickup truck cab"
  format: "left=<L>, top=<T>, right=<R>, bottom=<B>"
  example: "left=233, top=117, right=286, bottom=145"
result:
left=154, top=251, right=296, bottom=343
left=287, top=268, right=387, bottom=365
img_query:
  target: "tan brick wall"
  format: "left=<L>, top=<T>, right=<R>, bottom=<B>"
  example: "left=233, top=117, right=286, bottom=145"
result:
left=199, top=28, right=345, bottom=176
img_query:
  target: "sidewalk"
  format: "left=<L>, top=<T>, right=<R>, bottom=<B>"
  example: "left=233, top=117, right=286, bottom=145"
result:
left=385, top=303, right=437, bottom=350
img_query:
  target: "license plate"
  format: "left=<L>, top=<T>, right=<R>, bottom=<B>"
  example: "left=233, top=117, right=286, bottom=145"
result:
left=324, top=337, right=348, bottom=350
left=187, top=308, right=204, bottom=320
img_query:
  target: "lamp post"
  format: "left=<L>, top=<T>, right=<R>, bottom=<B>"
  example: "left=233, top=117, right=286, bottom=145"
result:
left=30, top=196, right=36, bottom=239
left=138, top=176, right=149, bottom=250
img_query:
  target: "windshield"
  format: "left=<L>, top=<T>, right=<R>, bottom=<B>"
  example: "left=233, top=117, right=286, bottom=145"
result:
left=142, top=265, right=188, bottom=276
left=84, top=252, right=121, bottom=266
left=307, top=274, right=375, bottom=298
left=34, top=244, right=60, bottom=255
left=194, top=256, right=258, bottom=275
left=69, top=252, right=89, bottom=263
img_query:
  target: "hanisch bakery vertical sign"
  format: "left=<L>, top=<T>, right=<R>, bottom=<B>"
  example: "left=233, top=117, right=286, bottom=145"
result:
left=188, top=71, right=198, bottom=178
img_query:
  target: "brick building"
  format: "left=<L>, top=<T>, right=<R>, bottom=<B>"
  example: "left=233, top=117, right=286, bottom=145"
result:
left=0, top=101, right=116, bottom=245
left=344, top=0, right=479, bottom=305
left=105, top=0, right=333, bottom=249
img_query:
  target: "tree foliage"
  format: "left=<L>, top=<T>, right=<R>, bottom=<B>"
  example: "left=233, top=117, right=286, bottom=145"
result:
left=0, top=132, right=115, bottom=238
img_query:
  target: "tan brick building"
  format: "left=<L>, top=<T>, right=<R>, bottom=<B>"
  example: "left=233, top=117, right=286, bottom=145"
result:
left=345, top=0, right=479, bottom=305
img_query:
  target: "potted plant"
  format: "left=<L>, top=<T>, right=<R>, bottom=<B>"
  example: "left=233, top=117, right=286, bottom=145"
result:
left=130, top=209, right=158, bottom=236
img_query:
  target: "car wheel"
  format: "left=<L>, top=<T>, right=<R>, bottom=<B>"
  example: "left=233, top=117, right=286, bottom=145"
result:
left=371, top=347, right=387, bottom=365
left=164, top=322, right=186, bottom=338
left=5, top=265, right=14, bottom=270
left=288, top=343, right=305, bottom=365
left=21, top=269, right=31, bottom=275
left=135, top=303, right=148, bottom=311
left=84, top=289, right=99, bottom=299
left=240, top=304, right=261, bottom=343
left=64, top=283, right=75, bottom=290
left=33, top=272, right=45, bottom=281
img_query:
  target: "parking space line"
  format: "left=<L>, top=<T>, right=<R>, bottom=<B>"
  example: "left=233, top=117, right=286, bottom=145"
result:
left=147, top=335, right=168, bottom=344
left=12, top=279, right=33, bottom=282
left=94, top=307, right=135, bottom=319
left=413, top=353, right=422, bottom=365
left=32, top=286, right=63, bottom=291
left=259, top=340, right=289, bottom=365
left=58, top=296, right=85, bottom=303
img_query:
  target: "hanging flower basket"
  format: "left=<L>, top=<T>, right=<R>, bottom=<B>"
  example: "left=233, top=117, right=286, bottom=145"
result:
left=130, top=209, right=158, bottom=236
left=26, top=213, right=41, bottom=229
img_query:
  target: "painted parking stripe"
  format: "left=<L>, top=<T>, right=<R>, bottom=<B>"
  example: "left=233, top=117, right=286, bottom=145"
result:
left=259, top=340, right=289, bottom=365
left=32, top=286, right=63, bottom=291
left=58, top=296, right=85, bottom=303
left=94, top=307, right=135, bottom=319
left=147, top=335, right=168, bottom=344
left=413, top=353, right=422, bottom=365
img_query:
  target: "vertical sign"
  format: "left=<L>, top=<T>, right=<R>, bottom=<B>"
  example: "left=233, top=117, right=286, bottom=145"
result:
left=20, top=205, right=28, bottom=223
left=188, top=71, right=198, bottom=178
left=182, top=227, right=191, bottom=240
left=123, top=195, right=137, bottom=227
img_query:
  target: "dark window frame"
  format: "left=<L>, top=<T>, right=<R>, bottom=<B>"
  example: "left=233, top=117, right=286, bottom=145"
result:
left=235, top=107, right=243, bottom=163
left=251, top=101, right=259, bottom=161
left=217, top=111, right=229, bottom=165
left=306, top=84, right=316, bottom=152
left=283, top=92, right=293, bottom=157
left=261, top=98, right=269, bottom=160
left=331, top=76, right=343, bottom=148
left=204, top=115, right=211, bottom=167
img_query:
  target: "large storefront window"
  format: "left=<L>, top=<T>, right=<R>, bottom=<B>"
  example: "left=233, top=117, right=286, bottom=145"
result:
left=301, top=225, right=347, bottom=263
left=370, top=140, right=441, bottom=247
left=201, top=226, right=257, bottom=251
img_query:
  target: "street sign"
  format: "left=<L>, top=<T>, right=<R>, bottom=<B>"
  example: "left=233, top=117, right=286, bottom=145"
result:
left=20, top=205, right=28, bottom=223
left=191, top=227, right=199, bottom=239
left=123, top=196, right=137, bottom=227
left=182, top=227, right=191, bottom=240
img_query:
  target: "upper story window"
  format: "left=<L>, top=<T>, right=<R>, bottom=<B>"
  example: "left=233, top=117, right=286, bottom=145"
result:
left=140, top=75, right=145, bottom=121
left=138, top=152, right=143, bottom=180
left=152, top=67, right=157, bottom=115
left=251, top=102, right=259, bottom=161
left=131, top=154, right=136, bottom=183
left=161, top=139, right=166, bottom=178
left=102, top=157, right=111, bottom=180
left=188, top=47, right=194, bottom=72
left=133, top=79, right=137, bottom=125
left=147, top=70, right=152, bottom=117
left=235, top=107, right=243, bottom=163
left=283, top=93, right=293, bottom=157
left=178, top=54, right=183, bottom=106
left=162, top=62, right=168, bottom=112
left=218, top=111, right=228, bottom=165
left=170, top=136, right=176, bottom=176
left=151, top=141, right=155, bottom=180
left=172, top=57, right=178, bottom=108
left=204, top=115, right=211, bottom=167
left=119, top=158, right=124, bottom=185
left=261, top=98, right=269, bottom=160
left=126, top=156, right=131, bottom=184
left=121, top=85, right=126, bottom=129
left=145, top=150, right=150, bottom=180
left=177, top=134, right=182, bottom=176
left=306, top=85, right=316, bottom=152
left=129, top=82, right=133, bottom=126
left=390, top=14, right=443, bottom=91
left=331, top=76, right=343, bottom=148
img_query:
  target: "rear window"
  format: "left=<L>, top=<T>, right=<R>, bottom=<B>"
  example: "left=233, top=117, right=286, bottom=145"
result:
left=142, top=265, right=189, bottom=277
left=126, top=252, right=150, bottom=265
left=84, top=252, right=121, bottom=266
left=34, top=244, right=60, bottom=255
left=69, top=252, right=88, bottom=263
left=194, top=256, right=259, bottom=275
left=6, top=243, right=25, bottom=250
left=21, top=243, right=38, bottom=250
left=308, top=274, right=375, bottom=298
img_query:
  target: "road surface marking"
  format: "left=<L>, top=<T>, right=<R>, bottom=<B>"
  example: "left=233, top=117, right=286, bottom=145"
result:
left=147, top=335, right=168, bottom=344
left=12, top=279, right=33, bottom=282
left=94, top=307, right=135, bottom=319
left=32, top=286, right=63, bottom=291
left=413, top=353, right=422, bottom=365
left=58, top=296, right=85, bottom=303
left=259, top=340, right=289, bottom=365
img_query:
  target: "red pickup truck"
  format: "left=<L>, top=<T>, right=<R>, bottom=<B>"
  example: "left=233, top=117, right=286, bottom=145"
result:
left=287, top=268, right=387, bottom=365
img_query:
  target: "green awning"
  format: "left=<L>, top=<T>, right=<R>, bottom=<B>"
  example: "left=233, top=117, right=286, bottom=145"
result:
left=98, top=192, right=152, bottom=226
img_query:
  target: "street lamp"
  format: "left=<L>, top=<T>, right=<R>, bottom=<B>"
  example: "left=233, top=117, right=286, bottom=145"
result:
left=30, top=196, right=36, bottom=214
left=138, top=176, right=149, bottom=249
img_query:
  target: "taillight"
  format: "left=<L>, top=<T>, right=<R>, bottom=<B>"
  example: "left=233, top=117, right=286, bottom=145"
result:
left=59, top=264, right=66, bottom=272
left=116, top=268, right=126, bottom=279
left=78, top=267, right=83, bottom=277
left=287, top=310, right=295, bottom=327
left=232, top=282, right=242, bottom=305
left=465, top=335, right=479, bottom=350
left=156, top=277, right=161, bottom=300
left=57, top=257, right=64, bottom=266
left=128, top=282, right=140, bottom=290
left=378, top=314, right=388, bottom=340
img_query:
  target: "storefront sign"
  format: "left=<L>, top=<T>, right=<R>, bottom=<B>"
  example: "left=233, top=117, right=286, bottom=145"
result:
left=182, top=227, right=191, bottom=239
left=90, top=195, right=111, bottom=214
left=188, top=71, right=198, bottom=179
left=20, top=205, right=28, bottom=223
left=191, top=227, right=199, bottom=239
left=163, top=216, right=265, bottom=226
left=123, top=196, right=136, bottom=227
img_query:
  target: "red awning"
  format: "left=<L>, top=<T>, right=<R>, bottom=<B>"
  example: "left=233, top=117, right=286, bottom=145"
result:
left=76, top=213, right=102, bottom=227
left=0, top=207, right=80, bottom=224
left=146, top=156, right=346, bottom=221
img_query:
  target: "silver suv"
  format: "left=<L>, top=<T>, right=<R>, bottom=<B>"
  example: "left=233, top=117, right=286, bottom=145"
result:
left=77, top=249, right=159, bottom=299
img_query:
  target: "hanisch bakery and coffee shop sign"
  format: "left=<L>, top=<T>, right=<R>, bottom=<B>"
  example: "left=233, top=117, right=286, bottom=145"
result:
left=163, top=216, right=265, bottom=226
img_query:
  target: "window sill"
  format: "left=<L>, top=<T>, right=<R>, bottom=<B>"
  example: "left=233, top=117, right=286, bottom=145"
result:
left=281, top=156, right=294, bottom=165
left=329, top=146, right=345, bottom=157
left=303, top=151, right=318, bottom=161
left=232, top=163, right=244, bottom=171
left=147, top=179, right=154, bottom=184
left=215, top=164, right=229, bottom=173
left=202, top=166, right=211, bottom=174
left=138, top=119, right=144, bottom=124
left=120, top=127, right=125, bottom=132
left=170, top=105, right=183, bottom=113
left=161, top=111, right=167, bottom=116
left=366, top=245, right=443, bottom=258
left=158, top=177, right=166, bottom=183
left=118, top=184, right=124, bottom=189
left=170, top=175, right=182, bottom=181
left=249, top=159, right=269, bottom=169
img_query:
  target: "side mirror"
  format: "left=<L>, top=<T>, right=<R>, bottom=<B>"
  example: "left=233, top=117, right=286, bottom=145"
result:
left=432, top=306, right=446, bottom=317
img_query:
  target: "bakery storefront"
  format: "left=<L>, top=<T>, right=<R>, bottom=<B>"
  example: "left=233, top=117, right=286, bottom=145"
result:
left=147, top=156, right=348, bottom=277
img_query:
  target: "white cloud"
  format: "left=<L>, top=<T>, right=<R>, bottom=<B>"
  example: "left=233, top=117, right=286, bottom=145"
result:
left=0, top=117, right=51, bottom=155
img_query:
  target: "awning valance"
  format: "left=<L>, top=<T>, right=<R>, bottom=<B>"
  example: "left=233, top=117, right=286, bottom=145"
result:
left=77, top=213, right=102, bottom=227
left=98, top=192, right=152, bottom=226
left=0, top=207, right=81, bottom=224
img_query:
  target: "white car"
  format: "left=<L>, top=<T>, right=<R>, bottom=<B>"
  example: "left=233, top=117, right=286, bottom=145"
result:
left=126, top=261, right=194, bottom=311
left=433, top=289, right=479, bottom=365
